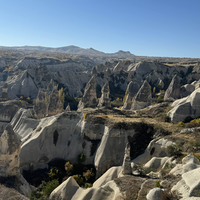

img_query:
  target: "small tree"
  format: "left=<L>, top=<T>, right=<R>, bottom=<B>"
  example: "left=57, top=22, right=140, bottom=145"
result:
left=59, top=88, right=65, bottom=105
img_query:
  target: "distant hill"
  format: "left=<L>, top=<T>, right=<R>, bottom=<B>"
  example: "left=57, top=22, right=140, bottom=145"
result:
left=0, top=45, right=135, bottom=58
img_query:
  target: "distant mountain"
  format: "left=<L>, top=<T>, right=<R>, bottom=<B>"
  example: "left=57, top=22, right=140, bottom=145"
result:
left=0, top=45, right=135, bottom=58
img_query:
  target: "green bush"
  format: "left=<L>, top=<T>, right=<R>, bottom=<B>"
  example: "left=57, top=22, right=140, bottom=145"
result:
left=167, top=144, right=182, bottom=158
left=155, top=179, right=161, bottom=187
left=177, top=121, right=185, bottom=127
left=157, top=95, right=164, bottom=103
left=83, top=169, right=94, bottom=181
left=72, top=174, right=84, bottom=185
left=65, top=161, right=73, bottom=176
left=42, top=179, right=59, bottom=196
left=77, top=153, right=86, bottom=163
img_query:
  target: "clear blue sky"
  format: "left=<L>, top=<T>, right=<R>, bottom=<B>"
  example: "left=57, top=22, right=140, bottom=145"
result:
left=0, top=0, right=199, bottom=58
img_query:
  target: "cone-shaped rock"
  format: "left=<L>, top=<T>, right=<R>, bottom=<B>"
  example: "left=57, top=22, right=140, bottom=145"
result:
left=98, top=82, right=111, bottom=108
left=65, top=103, right=71, bottom=111
left=122, top=142, right=132, bottom=175
left=122, top=81, right=140, bottom=110
left=131, top=80, right=152, bottom=110
left=78, top=76, right=97, bottom=110
left=164, top=75, right=181, bottom=101
left=48, top=89, right=63, bottom=116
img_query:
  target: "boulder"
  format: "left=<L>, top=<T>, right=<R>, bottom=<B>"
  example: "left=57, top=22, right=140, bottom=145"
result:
left=47, top=89, right=63, bottom=116
left=122, top=81, right=140, bottom=110
left=146, top=188, right=164, bottom=200
left=0, top=124, right=21, bottom=177
left=78, top=76, right=97, bottom=110
left=97, top=82, right=111, bottom=108
left=164, top=75, right=181, bottom=101
left=168, top=88, right=200, bottom=122
left=131, top=80, right=152, bottom=110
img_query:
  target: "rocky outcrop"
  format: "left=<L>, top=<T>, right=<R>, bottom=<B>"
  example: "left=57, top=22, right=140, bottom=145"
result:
left=168, top=88, right=200, bottom=122
left=122, top=142, right=132, bottom=175
left=47, top=89, right=63, bottom=116
left=49, top=176, right=122, bottom=200
left=122, top=81, right=140, bottom=110
left=181, top=84, right=195, bottom=98
left=0, top=124, right=21, bottom=176
left=6, top=71, right=39, bottom=99
left=33, top=88, right=48, bottom=118
left=131, top=80, right=152, bottom=110
left=164, top=75, right=181, bottom=101
left=97, top=82, right=111, bottom=108
left=0, top=100, right=20, bottom=123
left=132, top=138, right=174, bottom=165
left=78, top=76, right=97, bottom=110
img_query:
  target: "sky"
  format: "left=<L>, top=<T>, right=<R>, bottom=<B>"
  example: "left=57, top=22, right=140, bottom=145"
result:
left=0, top=0, right=199, bottom=58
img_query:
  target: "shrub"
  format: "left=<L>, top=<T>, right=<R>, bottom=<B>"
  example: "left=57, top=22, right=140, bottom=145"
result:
left=157, top=95, right=164, bottom=103
left=42, top=179, right=59, bottom=196
left=155, top=179, right=161, bottom=187
left=58, top=87, right=65, bottom=106
left=83, top=113, right=87, bottom=120
left=77, top=153, right=86, bottom=163
left=83, top=169, right=94, bottom=181
left=101, top=115, right=108, bottom=118
left=82, top=183, right=93, bottom=188
left=167, top=144, right=182, bottom=158
left=48, top=167, right=59, bottom=179
left=72, top=175, right=84, bottom=185
left=178, top=121, right=185, bottom=127
left=65, top=161, right=73, bottom=176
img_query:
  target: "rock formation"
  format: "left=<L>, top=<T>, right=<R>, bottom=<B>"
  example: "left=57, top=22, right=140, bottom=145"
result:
left=65, top=103, right=71, bottom=111
left=78, top=76, right=97, bottom=110
left=122, top=81, right=140, bottom=110
left=164, top=75, right=181, bottom=101
left=7, top=71, right=39, bottom=99
left=131, top=80, right=152, bottom=110
left=47, top=89, right=63, bottom=116
left=0, top=124, right=21, bottom=176
left=122, top=142, right=132, bottom=175
left=168, top=88, right=200, bottom=122
left=97, top=82, right=111, bottom=108
left=33, top=88, right=48, bottom=118
left=181, top=84, right=195, bottom=98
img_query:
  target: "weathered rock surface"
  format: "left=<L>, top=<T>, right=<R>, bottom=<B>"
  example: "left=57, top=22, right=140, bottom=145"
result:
left=78, top=76, right=97, bottom=110
left=170, top=154, right=200, bottom=176
left=168, top=88, right=200, bottom=122
left=132, top=138, right=174, bottom=165
left=146, top=187, right=164, bottom=200
left=65, top=103, right=71, bottom=111
left=93, top=166, right=122, bottom=188
left=164, top=75, right=181, bottom=101
left=47, top=89, right=63, bottom=116
left=97, top=82, right=111, bottom=108
left=172, top=167, right=200, bottom=198
left=33, top=88, right=48, bottom=118
left=6, top=71, right=39, bottom=99
left=0, top=124, right=21, bottom=176
left=50, top=176, right=122, bottom=200
left=131, top=80, right=152, bottom=110
left=122, top=81, right=140, bottom=110
left=122, top=142, right=132, bottom=175
left=181, top=84, right=195, bottom=97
